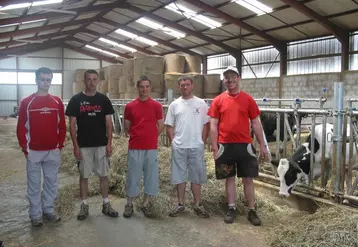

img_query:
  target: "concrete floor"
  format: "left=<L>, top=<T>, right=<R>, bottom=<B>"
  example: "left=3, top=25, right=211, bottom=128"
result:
left=0, top=118, right=268, bottom=247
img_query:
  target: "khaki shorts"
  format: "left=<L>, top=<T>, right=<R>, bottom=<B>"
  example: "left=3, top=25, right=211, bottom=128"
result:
left=79, top=146, right=109, bottom=178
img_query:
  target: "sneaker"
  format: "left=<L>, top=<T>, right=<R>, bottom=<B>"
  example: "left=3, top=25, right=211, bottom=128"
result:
left=77, top=203, right=89, bottom=220
left=102, top=202, right=119, bottom=218
left=123, top=203, right=134, bottom=218
left=193, top=204, right=210, bottom=218
left=31, top=218, right=43, bottom=227
left=141, top=203, right=153, bottom=218
left=248, top=209, right=261, bottom=226
left=224, top=207, right=237, bottom=224
left=43, top=213, right=61, bottom=222
left=169, top=204, right=185, bottom=217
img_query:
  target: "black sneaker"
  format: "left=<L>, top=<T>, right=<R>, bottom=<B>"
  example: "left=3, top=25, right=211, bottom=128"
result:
left=224, top=207, right=237, bottom=224
left=248, top=209, right=261, bottom=226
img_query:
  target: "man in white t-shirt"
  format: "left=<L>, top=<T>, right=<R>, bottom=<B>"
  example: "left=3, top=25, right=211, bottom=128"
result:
left=165, top=75, right=210, bottom=218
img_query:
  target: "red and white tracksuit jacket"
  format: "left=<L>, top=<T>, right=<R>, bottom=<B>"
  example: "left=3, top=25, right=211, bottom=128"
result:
left=17, top=93, right=66, bottom=154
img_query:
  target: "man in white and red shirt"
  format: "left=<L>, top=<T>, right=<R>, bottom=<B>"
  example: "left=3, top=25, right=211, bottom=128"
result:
left=17, top=67, right=66, bottom=227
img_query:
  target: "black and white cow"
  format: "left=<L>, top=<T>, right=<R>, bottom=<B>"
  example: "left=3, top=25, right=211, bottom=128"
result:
left=271, top=123, right=356, bottom=197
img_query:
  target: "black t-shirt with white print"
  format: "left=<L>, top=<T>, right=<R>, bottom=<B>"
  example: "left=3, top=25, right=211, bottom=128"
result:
left=65, top=92, right=115, bottom=148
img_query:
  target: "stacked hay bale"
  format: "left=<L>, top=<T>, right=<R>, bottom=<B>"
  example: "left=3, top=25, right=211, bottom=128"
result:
left=106, top=65, right=123, bottom=99
left=72, top=69, right=86, bottom=95
left=98, top=66, right=109, bottom=95
left=133, top=55, right=165, bottom=98
left=203, top=74, right=221, bottom=99
left=122, top=59, right=136, bottom=99
left=184, top=55, right=201, bottom=73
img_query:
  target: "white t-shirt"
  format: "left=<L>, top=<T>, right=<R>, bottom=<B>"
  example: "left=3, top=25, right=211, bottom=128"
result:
left=165, top=96, right=210, bottom=148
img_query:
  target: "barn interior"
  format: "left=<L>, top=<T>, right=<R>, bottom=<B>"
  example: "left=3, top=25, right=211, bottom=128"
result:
left=1, top=0, right=358, bottom=247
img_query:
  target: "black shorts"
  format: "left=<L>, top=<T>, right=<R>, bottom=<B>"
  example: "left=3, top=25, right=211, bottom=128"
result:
left=215, top=143, right=259, bottom=179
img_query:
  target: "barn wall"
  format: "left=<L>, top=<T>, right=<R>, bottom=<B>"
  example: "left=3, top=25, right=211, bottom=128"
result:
left=240, top=71, right=358, bottom=108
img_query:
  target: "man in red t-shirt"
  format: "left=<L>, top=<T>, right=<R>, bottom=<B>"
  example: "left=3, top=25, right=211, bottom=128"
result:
left=123, top=75, right=164, bottom=218
left=17, top=67, right=66, bottom=227
left=208, top=66, right=269, bottom=226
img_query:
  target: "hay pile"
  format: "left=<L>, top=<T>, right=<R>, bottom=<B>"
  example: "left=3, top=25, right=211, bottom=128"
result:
left=58, top=136, right=293, bottom=219
left=267, top=206, right=358, bottom=247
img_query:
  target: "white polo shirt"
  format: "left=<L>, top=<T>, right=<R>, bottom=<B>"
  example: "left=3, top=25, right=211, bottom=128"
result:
left=165, top=96, right=210, bottom=149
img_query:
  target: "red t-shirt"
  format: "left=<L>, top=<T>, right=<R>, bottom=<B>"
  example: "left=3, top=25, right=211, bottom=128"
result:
left=207, top=91, right=260, bottom=144
left=124, top=98, right=163, bottom=150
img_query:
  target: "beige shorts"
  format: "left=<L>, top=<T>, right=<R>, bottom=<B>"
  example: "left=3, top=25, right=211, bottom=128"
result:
left=79, top=146, right=109, bottom=178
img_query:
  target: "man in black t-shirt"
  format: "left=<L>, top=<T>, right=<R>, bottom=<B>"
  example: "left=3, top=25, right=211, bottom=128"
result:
left=65, top=69, right=119, bottom=220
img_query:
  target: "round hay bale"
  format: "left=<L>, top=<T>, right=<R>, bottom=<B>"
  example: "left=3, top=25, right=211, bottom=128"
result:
left=203, top=74, right=221, bottom=94
left=118, top=77, right=126, bottom=93
left=203, top=93, right=220, bottom=99
left=184, top=55, right=201, bottom=73
left=75, top=69, right=87, bottom=82
left=124, top=92, right=136, bottom=99
left=126, top=85, right=136, bottom=93
left=151, top=92, right=163, bottom=98
left=108, top=93, right=120, bottom=99
left=133, top=55, right=164, bottom=78
left=72, top=81, right=84, bottom=94
left=108, top=78, right=119, bottom=94
left=164, top=72, right=183, bottom=94
left=164, top=54, right=185, bottom=73
left=99, top=80, right=108, bottom=94
left=107, top=64, right=123, bottom=79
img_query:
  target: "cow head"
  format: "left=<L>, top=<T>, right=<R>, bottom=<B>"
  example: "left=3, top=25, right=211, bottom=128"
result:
left=271, top=158, right=305, bottom=197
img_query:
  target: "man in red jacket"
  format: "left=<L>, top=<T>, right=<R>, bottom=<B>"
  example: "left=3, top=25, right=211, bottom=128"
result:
left=17, top=67, right=66, bottom=227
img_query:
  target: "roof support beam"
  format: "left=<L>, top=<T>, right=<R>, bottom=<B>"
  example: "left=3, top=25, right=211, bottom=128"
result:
left=0, top=1, right=129, bottom=27
left=62, top=44, right=119, bottom=64
left=0, top=38, right=67, bottom=56
left=280, top=0, right=348, bottom=43
left=180, top=0, right=286, bottom=51
left=280, top=0, right=349, bottom=71
left=71, top=37, right=133, bottom=59
left=0, top=18, right=93, bottom=40
left=124, top=4, right=239, bottom=55
left=99, top=17, right=198, bottom=56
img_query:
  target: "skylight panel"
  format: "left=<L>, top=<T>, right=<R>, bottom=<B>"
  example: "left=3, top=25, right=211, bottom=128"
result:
left=85, top=45, right=119, bottom=57
left=165, top=3, right=222, bottom=29
left=0, top=0, right=62, bottom=11
left=136, top=17, right=185, bottom=39
left=232, top=0, right=272, bottom=16
left=98, top=37, right=137, bottom=53
left=114, top=28, right=158, bottom=46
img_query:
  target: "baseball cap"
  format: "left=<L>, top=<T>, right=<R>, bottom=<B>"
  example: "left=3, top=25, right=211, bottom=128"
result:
left=223, top=66, right=239, bottom=76
left=215, top=143, right=225, bottom=160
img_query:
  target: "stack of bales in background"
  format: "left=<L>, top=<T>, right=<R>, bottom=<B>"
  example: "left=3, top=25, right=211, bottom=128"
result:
left=121, top=59, right=134, bottom=99
left=203, top=74, right=221, bottom=99
left=107, top=65, right=123, bottom=99
left=133, top=55, right=165, bottom=99
left=72, top=69, right=86, bottom=95
left=97, top=67, right=108, bottom=95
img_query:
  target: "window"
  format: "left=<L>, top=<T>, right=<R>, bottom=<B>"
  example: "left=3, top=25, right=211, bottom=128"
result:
left=17, top=72, right=62, bottom=84
left=0, top=72, right=17, bottom=84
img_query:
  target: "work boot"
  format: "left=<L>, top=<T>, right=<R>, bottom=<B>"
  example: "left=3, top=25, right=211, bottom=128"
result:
left=102, top=202, right=119, bottom=217
left=141, top=203, right=153, bottom=218
left=193, top=204, right=210, bottom=218
left=43, top=213, right=61, bottom=222
left=77, top=203, right=89, bottom=220
left=247, top=209, right=261, bottom=226
left=224, top=207, right=237, bottom=224
left=169, top=204, right=185, bottom=217
left=123, top=203, right=134, bottom=218
left=31, top=218, right=43, bottom=227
